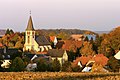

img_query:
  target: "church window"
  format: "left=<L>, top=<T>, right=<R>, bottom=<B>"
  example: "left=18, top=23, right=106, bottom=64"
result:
left=32, top=32, right=34, bottom=35
left=27, top=32, right=30, bottom=35
left=28, top=36, right=30, bottom=44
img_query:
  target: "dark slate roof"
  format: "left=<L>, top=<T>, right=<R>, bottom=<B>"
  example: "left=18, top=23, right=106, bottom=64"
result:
left=2, top=55, right=11, bottom=59
left=24, top=52, right=35, bottom=59
left=47, top=49, right=65, bottom=57
left=0, top=48, right=19, bottom=55
left=26, top=16, right=34, bottom=30
left=35, top=35, right=50, bottom=46
left=24, top=52, right=47, bottom=60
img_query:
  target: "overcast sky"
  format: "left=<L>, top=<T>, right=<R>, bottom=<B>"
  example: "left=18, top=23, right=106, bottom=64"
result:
left=0, top=0, right=120, bottom=32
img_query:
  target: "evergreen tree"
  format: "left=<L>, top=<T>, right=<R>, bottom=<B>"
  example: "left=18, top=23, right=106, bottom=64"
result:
left=9, top=29, right=14, bottom=34
left=10, top=57, right=25, bottom=72
left=84, top=36, right=89, bottom=41
left=5, top=29, right=10, bottom=35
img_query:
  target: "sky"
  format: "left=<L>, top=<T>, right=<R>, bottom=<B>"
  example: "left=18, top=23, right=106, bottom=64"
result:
left=0, top=0, right=120, bottom=32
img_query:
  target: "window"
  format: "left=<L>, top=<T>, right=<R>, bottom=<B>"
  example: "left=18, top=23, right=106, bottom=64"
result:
left=32, top=32, right=34, bottom=35
left=27, top=32, right=30, bottom=35
left=28, top=36, right=30, bottom=44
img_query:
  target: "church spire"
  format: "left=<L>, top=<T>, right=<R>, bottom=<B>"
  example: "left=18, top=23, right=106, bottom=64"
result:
left=26, top=15, right=34, bottom=30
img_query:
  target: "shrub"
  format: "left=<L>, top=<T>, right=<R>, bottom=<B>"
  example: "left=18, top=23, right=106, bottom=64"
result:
left=10, top=57, right=25, bottom=72
left=51, top=58, right=61, bottom=72
left=61, top=61, right=72, bottom=72
left=36, top=58, right=48, bottom=72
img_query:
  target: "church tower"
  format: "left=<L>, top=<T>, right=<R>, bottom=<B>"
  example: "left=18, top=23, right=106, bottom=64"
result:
left=24, top=16, right=35, bottom=51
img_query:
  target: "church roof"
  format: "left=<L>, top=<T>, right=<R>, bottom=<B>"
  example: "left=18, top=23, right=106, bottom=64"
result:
left=35, top=35, right=50, bottom=46
left=26, top=16, right=34, bottom=30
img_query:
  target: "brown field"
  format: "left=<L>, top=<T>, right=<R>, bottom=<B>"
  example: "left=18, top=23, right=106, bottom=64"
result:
left=0, top=72, right=120, bottom=80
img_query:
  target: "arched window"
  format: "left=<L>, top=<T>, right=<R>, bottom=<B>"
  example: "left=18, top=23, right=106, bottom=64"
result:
left=28, top=36, right=30, bottom=44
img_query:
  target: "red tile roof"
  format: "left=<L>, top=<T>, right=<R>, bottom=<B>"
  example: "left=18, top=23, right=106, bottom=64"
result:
left=0, top=43, right=3, bottom=47
left=91, top=54, right=109, bottom=66
left=62, top=40, right=83, bottom=52
left=73, top=54, right=109, bottom=67
left=73, top=56, right=92, bottom=66
left=50, top=36, right=56, bottom=42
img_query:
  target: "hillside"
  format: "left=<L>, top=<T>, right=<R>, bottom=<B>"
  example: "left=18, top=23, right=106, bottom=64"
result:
left=36, top=29, right=97, bottom=36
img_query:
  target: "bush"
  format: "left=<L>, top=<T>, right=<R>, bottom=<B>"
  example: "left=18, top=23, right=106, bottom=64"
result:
left=51, top=58, right=61, bottom=72
left=36, top=58, right=48, bottom=72
left=61, top=61, right=72, bottom=72
left=10, top=57, right=25, bottom=72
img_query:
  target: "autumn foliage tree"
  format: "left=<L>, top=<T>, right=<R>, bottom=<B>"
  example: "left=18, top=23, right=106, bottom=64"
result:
left=80, top=41, right=96, bottom=56
left=98, top=27, right=120, bottom=56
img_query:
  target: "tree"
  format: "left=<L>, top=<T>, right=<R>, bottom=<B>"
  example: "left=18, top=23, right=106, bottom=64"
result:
left=80, top=41, right=96, bottom=56
left=36, top=58, right=48, bottom=72
left=15, top=41, right=23, bottom=49
left=51, top=58, right=61, bottom=72
left=67, top=51, right=75, bottom=62
left=10, top=57, right=25, bottom=72
left=9, top=29, right=14, bottom=34
left=0, top=54, right=3, bottom=71
left=5, top=29, right=10, bottom=35
left=84, top=36, right=89, bottom=41
left=107, top=56, right=120, bottom=72
left=98, top=27, right=120, bottom=55
left=61, top=61, right=72, bottom=72
left=22, top=56, right=30, bottom=67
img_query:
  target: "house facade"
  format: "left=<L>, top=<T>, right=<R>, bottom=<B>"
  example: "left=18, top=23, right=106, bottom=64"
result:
left=23, top=16, right=52, bottom=52
left=47, top=49, right=68, bottom=65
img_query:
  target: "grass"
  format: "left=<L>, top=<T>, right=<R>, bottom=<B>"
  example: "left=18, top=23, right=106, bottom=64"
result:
left=0, top=72, right=120, bottom=80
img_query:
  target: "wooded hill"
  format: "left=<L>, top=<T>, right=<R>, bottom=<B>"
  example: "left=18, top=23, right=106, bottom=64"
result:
left=36, top=29, right=97, bottom=36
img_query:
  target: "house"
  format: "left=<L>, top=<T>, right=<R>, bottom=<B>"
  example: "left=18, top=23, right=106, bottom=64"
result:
left=24, top=52, right=49, bottom=71
left=23, top=16, right=52, bottom=52
left=0, top=29, right=6, bottom=38
left=1, top=56, right=11, bottom=68
left=84, top=34, right=96, bottom=41
left=73, top=56, right=92, bottom=68
left=86, top=54, right=109, bottom=67
left=82, top=67, right=92, bottom=72
left=114, top=51, right=120, bottom=60
left=26, top=63, right=37, bottom=71
left=0, top=43, right=3, bottom=48
left=47, top=49, right=68, bottom=65
left=71, top=34, right=84, bottom=41
left=73, top=54, right=109, bottom=72
left=56, top=40, right=83, bottom=52
left=0, top=46, right=19, bottom=68
left=49, top=36, right=58, bottom=46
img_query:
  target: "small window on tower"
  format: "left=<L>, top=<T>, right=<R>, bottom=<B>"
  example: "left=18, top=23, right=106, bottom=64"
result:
left=27, top=32, right=30, bottom=35
left=32, top=32, right=34, bottom=35
left=28, top=36, right=30, bottom=44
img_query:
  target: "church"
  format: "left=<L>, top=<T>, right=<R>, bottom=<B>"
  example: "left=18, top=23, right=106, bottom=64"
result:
left=23, top=16, right=52, bottom=52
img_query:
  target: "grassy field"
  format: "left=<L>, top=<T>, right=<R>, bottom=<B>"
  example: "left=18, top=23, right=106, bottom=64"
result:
left=0, top=72, right=120, bottom=80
